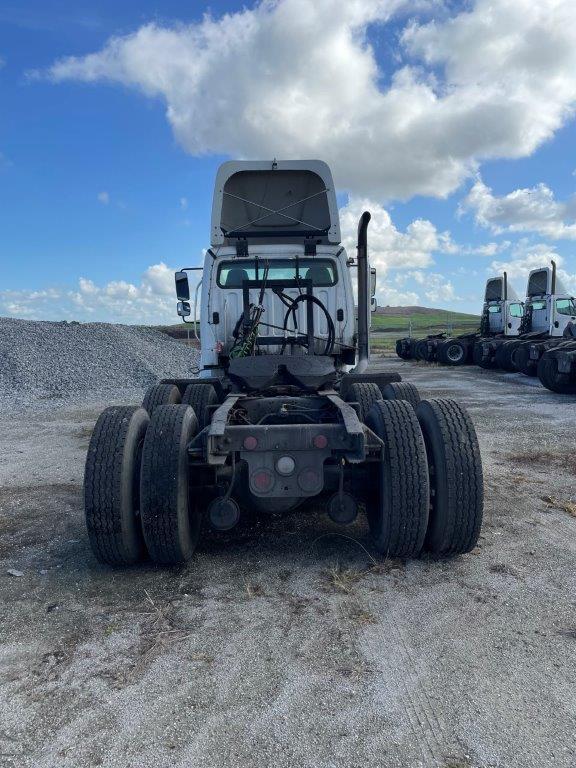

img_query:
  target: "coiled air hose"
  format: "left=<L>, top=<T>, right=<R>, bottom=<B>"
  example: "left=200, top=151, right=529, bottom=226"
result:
left=281, top=293, right=335, bottom=356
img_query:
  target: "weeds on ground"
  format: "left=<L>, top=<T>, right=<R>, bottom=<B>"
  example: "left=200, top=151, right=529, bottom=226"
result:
left=506, top=450, right=576, bottom=476
left=325, top=564, right=364, bottom=593
left=542, top=495, right=576, bottom=518
left=323, top=559, right=404, bottom=594
left=346, top=603, right=377, bottom=625
left=244, top=580, right=265, bottom=598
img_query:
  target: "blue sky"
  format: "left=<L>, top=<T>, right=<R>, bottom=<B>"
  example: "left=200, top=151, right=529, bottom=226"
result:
left=1, top=0, right=575, bottom=322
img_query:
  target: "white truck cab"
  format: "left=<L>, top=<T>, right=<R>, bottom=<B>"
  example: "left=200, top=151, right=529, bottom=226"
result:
left=179, top=160, right=369, bottom=378
left=482, top=274, right=523, bottom=336
left=524, top=264, right=576, bottom=337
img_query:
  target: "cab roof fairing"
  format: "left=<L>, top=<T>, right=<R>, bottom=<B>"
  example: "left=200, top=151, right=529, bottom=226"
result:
left=484, top=276, right=520, bottom=304
left=210, top=160, right=341, bottom=247
left=526, top=266, right=569, bottom=298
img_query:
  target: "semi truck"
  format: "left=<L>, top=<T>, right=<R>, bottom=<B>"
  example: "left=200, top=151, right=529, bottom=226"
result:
left=480, top=263, right=575, bottom=376
left=396, top=274, right=523, bottom=366
left=84, top=160, right=483, bottom=568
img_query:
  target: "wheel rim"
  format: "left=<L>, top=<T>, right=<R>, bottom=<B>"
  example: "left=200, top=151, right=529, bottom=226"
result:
left=447, top=344, right=463, bottom=362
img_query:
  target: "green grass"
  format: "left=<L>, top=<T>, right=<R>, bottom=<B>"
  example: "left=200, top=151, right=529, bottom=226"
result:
left=371, top=309, right=479, bottom=332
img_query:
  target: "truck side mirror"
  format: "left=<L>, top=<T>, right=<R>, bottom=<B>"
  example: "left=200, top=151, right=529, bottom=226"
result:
left=370, top=267, right=377, bottom=297
left=370, top=297, right=377, bottom=313
left=177, top=301, right=191, bottom=318
left=175, top=271, right=190, bottom=301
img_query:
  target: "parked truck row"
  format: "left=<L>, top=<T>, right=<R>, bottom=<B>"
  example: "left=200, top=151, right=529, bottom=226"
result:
left=396, top=263, right=576, bottom=395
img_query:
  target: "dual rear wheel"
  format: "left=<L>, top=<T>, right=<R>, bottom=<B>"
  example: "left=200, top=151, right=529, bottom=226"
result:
left=85, top=383, right=218, bottom=566
left=347, top=381, right=483, bottom=557
left=85, top=382, right=483, bottom=566
left=365, top=397, right=483, bottom=558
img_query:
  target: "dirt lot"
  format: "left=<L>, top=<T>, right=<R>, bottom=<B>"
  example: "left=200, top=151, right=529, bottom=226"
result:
left=1, top=360, right=575, bottom=768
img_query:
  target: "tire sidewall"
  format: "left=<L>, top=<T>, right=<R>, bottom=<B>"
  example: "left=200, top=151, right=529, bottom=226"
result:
left=416, top=401, right=451, bottom=552
left=176, top=408, right=199, bottom=558
left=120, top=408, right=150, bottom=561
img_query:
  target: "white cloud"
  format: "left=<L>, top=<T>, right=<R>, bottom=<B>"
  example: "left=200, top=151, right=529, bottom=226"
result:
left=0, top=262, right=187, bottom=324
left=339, top=198, right=462, bottom=306
left=422, top=273, right=457, bottom=304
left=490, top=241, right=576, bottom=294
left=340, top=196, right=454, bottom=279
left=464, top=241, right=511, bottom=257
left=179, top=196, right=188, bottom=210
left=97, top=190, right=110, bottom=205
left=43, top=0, right=576, bottom=200
left=462, top=178, right=576, bottom=239
left=377, top=286, right=421, bottom=307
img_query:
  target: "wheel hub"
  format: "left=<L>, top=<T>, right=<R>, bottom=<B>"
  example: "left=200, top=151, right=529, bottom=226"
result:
left=447, top=345, right=463, bottom=362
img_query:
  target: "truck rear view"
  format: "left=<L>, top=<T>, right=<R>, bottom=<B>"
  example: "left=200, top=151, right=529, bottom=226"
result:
left=84, top=160, right=483, bottom=569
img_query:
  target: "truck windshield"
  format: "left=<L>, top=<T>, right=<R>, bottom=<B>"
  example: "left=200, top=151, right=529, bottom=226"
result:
left=217, top=259, right=337, bottom=288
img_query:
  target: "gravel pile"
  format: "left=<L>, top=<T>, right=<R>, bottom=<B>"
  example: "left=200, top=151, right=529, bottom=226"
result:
left=0, top=317, right=200, bottom=408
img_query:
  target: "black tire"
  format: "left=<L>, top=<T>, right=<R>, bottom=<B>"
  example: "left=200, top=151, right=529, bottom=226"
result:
left=140, top=405, right=200, bottom=565
left=495, top=340, right=520, bottom=371
left=395, top=338, right=412, bottom=360
left=537, top=355, right=576, bottom=394
left=364, top=400, right=429, bottom=558
left=181, top=383, right=219, bottom=430
left=438, top=339, right=468, bottom=366
left=416, top=399, right=483, bottom=556
left=514, top=344, right=538, bottom=377
left=346, top=382, right=382, bottom=423
left=382, top=381, right=421, bottom=408
left=84, top=406, right=149, bottom=566
left=414, top=339, right=429, bottom=361
left=142, top=383, right=181, bottom=415
left=473, top=342, right=495, bottom=369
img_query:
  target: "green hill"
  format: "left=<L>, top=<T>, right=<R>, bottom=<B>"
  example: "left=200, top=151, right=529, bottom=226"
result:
left=371, top=307, right=479, bottom=332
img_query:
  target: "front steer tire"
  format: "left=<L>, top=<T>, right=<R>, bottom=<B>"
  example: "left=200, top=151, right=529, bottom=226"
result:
left=84, top=406, right=149, bottom=566
left=142, top=383, right=181, bottom=415
left=140, top=405, right=200, bottom=565
left=365, top=400, right=429, bottom=558
left=416, top=399, right=483, bottom=556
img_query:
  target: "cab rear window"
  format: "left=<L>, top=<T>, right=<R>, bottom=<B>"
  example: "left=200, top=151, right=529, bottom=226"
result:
left=217, top=259, right=337, bottom=288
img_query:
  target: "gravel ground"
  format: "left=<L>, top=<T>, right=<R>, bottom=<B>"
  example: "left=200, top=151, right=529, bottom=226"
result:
left=0, top=317, right=199, bottom=410
left=1, top=355, right=576, bottom=768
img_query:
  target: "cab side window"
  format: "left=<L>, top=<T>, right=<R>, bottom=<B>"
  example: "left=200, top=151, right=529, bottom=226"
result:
left=509, top=303, right=523, bottom=318
left=556, top=298, right=576, bottom=316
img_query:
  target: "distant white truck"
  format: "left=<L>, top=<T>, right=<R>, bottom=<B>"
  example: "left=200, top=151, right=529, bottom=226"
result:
left=396, top=273, right=523, bottom=366
left=487, top=263, right=576, bottom=377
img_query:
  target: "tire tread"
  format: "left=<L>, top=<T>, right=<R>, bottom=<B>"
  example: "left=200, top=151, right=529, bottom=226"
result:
left=84, top=406, right=147, bottom=565
left=365, top=400, right=429, bottom=557
left=417, top=398, right=483, bottom=555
